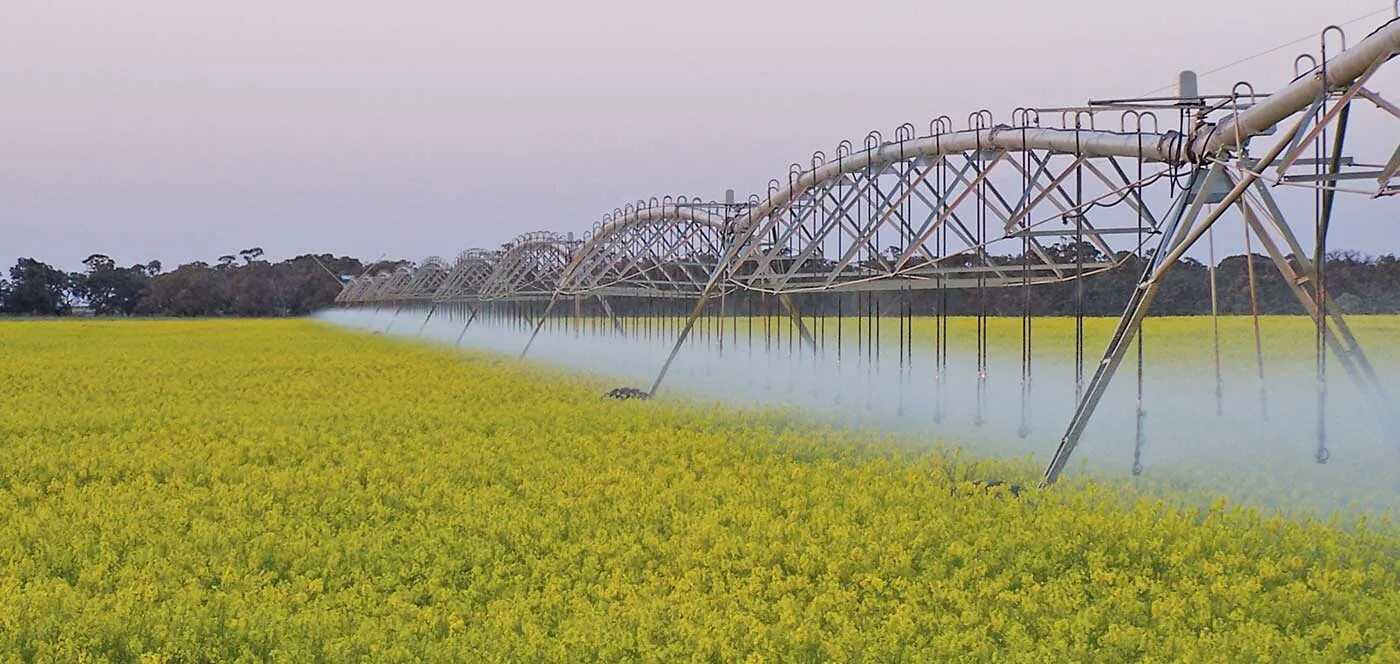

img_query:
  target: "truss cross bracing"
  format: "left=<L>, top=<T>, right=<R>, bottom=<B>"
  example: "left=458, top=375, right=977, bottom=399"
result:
left=337, top=18, right=1400, bottom=484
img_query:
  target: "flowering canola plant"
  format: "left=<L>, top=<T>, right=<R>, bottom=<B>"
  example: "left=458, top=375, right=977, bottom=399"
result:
left=0, top=320, right=1397, bottom=662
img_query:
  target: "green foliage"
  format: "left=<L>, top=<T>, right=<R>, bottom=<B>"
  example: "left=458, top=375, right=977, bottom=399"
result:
left=135, top=254, right=363, bottom=317
left=0, top=258, right=72, bottom=315
left=0, top=320, right=1397, bottom=661
left=71, top=255, right=155, bottom=316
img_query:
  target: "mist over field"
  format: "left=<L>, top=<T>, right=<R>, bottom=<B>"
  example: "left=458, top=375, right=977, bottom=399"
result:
left=320, top=307, right=1400, bottom=514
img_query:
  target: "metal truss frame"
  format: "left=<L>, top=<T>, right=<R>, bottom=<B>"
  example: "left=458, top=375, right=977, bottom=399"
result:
left=334, top=17, right=1400, bottom=485
left=478, top=231, right=579, bottom=302
left=557, top=201, right=731, bottom=298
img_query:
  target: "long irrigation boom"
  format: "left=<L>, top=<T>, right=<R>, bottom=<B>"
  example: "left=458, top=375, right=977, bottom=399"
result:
left=338, top=18, right=1400, bottom=484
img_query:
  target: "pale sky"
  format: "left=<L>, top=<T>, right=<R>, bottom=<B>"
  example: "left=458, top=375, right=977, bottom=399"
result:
left=3, top=0, right=1398, bottom=271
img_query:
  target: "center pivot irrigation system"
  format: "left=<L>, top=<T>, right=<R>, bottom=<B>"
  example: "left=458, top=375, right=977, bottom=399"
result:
left=337, top=18, right=1400, bottom=485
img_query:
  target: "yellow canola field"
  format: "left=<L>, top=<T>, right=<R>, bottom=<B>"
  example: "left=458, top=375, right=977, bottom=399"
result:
left=0, top=320, right=1397, bottom=662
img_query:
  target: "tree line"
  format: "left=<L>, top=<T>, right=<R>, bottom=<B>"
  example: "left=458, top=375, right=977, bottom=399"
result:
left=0, top=250, right=373, bottom=317
left=2, top=247, right=1398, bottom=317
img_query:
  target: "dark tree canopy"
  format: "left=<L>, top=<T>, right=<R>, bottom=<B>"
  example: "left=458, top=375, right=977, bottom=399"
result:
left=71, top=255, right=152, bottom=316
left=0, top=258, right=72, bottom=315
left=133, top=253, right=365, bottom=317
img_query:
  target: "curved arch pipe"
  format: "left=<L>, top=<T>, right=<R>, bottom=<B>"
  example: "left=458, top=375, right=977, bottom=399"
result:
left=730, top=128, right=1186, bottom=235
left=1197, top=18, right=1400, bottom=157
left=566, top=206, right=725, bottom=270
left=558, top=205, right=728, bottom=296
left=478, top=232, right=576, bottom=301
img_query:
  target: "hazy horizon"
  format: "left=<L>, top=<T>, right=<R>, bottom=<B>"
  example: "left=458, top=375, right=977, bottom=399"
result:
left=4, top=0, right=1398, bottom=272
